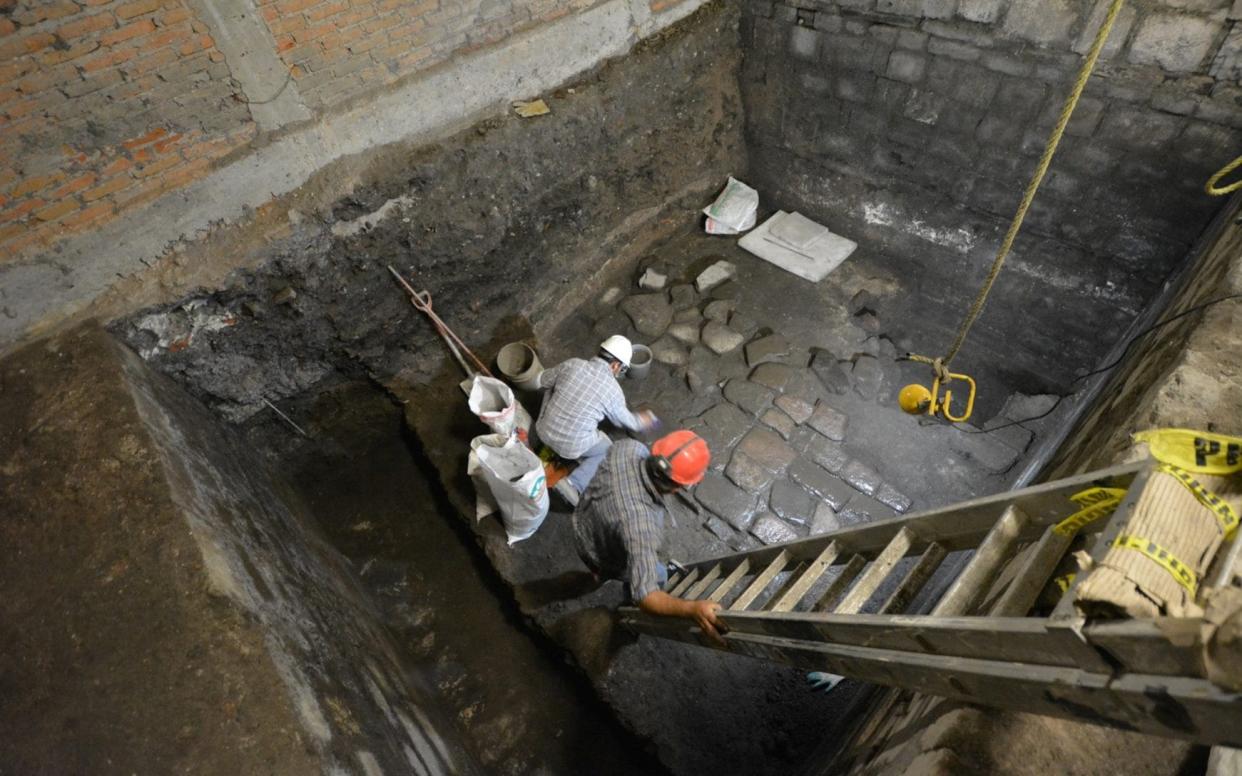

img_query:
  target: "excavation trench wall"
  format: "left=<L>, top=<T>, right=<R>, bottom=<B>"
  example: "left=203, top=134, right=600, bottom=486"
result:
left=739, top=0, right=1242, bottom=392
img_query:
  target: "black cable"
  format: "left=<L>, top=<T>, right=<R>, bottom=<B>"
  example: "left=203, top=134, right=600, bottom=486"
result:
left=235, top=69, right=294, bottom=106
left=954, top=293, right=1242, bottom=435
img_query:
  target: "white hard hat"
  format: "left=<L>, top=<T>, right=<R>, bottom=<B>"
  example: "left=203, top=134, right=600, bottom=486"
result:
left=599, top=335, right=633, bottom=368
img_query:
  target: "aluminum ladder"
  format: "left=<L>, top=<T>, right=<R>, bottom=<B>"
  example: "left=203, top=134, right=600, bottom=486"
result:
left=619, top=459, right=1242, bottom=746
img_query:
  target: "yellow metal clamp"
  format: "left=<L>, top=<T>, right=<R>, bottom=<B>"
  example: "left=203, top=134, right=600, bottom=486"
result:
left=898, top=354, right=977, bottom=423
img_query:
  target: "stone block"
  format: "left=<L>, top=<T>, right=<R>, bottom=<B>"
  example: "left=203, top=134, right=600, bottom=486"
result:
left=673, top=307, right=702, bottom=325
left=774, top=394, right=815, bottom=424
left=704, top=515, right=734, bottom=541
left=620, top=294, right=673, bottom=338
left=702, top=322, right=745, bottom=355
left=875, top=483, right=913, bottom=513
left=841, top=459, right=882, bottom=496
left=737, top=427, right=798, bottom=473
left=886, top=50, right=927, bottom=83
left=650, top=336, right=687, bottom=366
left=851, top=355, right=884, bottom=400
left=669, top=284, right=696, bottom=309
left=810, top=348, right=852, bottom=394
left=698, top=401, right=754, bottom=446
left=840, top=492, right=898, bottom=522
left=789, top=458, right=854, bottom=509
left=1129, top=13, right=1220, bottom=73
left=1002, top=0, right=1078, bottom=46
left=810, top=502, right=843, bottom=535
left=745, top=333, right=791, bottom=367
left=703, top=299, right=734, bottom=322
left=695, top=260, right=737, bottom=293
left=723, top=379, right=775, bottom=416
left=725, top=450, right=776, bottom=493
left=751, top=513, right=799, bottom=545
left=790, top=24, right=822, bottom=60
left=593, top=310, right=633, bottom=338
left=638, top=267, right=667, bottom=290
left=804, top=432, right=849, bottom=475
left=981, top=51, right=1033, bottom=77
left=948, top=425, right=1022, bottom=474
left=927, top=37, right=981, bottom=62
left=898, top=29, right=929, bottom=50
left=751, top=362, right=795, bottom=392
left=760, top=407, right=796, bottom=439
left=807, top=401, right=848, bottom=441
left=668, top=322, right=700, bottom=346
left=836, top=70, right=877, bottom=103
left=769, top=479, right=816, bottom=525
left=729, top=311, right=761, bottom=338
left=1072, top=0, right=1135, bottom=59
left=958, top=0, right=1002, bottom=23
left=695, top=472, right=757, bottom=530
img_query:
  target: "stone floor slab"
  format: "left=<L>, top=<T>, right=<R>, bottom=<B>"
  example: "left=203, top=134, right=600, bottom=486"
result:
left=875, top=483, right=913, bottom=514
left=803, top=432, right=849, bottom=474
left=737, top=427, right=798, bottom=473
left=788, top=458, right=854, bottom=509
left=841, top=459, right=882, bottom=496
left=724, top=450, right=776, bottom=493
left=745, top=333, right=791, bottom=368
left=723, top=379, right=775, bottom=416
left=695, top=472, right=757, bottom=530
left=810, top=502, right=842, bottom=535
left=620, top=293, right=673, bottom=338
left=807, top=401, right=848, bottom=441
left=760, top=407, right=795, bottom=439
left=768, top=479, right=815, bottom=526
left=702, top=321, right=744, bottom=354
left=698, top=401, right=753, bottom=445
left=750, top=362, right=795, bottom=392
left=751, top=513, right=799, bottom=545
left=774, top=394, right=814, bottom=424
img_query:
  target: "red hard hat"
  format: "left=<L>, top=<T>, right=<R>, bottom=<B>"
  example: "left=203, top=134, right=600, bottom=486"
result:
left=651, top=429, right=711, bottom=486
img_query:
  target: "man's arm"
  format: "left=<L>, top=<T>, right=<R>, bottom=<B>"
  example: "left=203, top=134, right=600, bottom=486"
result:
left=638, top=590, right=727, bottom=644
left=536, top=363, right=562, bottom=390
left=601, top=381, right=655, bottom=432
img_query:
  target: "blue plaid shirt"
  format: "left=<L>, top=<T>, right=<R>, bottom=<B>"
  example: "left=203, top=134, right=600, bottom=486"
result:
left=573, top=440, right=667, bottom=602
left=536, top=357, right=641, bottom=459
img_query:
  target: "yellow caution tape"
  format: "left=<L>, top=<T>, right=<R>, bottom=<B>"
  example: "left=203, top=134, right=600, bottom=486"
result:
left=1134, top=428, right=1242, bottom=475
left=1157, top=463, right=1239, bottom=540
left=1110, top=534, right=1198, bottom=596
left=1054, top=573, right=1076, bottom=593
left=1053, top=486, right=1127, bottom=536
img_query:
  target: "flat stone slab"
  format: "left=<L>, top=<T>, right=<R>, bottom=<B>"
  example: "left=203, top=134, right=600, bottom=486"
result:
left=638, top=267, right=668, bottom=290
left=841, top=459, right=882, bottom=496
left=672, top=307, right=702, bottom=325
left=729, top=311, right=759, bottom=338
left=704, top=515, right=734, bottom=540
left=1000, top=392, right=1059, bottom=422
left=650, top=336, right=687, bottom=366
left=875, top=483, right=912, bottom=514
left=737, top=427, right=798, bottom=473
left=723, top=379, right=775, bottom=416
left=788, top=458, right=853, bottom=509
left=807, top=402, right=848, bottom=441
left=698, top=401, right=753, bottom=446
left=774, top=394, right=814, bottom=424
left=695, top=260, right=737, bottom=293
left=703, top=299, right=735, bottom=323
left=839, top=492, right=897, bottom=523
left=811, top=502, right=842, bottom=535
left=851, top=354, right=884, bottom=400
left=750, top=362, right=795, bottom=392
left=669, top=284, right=697, bottom=309
left=725, top=450, right=775, bottom=493
left=745, top=334, right=791, bottom=367
left=702, top=321, right=744, bottom=354
left=695, top=472, right=756, bottom=530
left=803, top=432, right=849, bottom=474
left=760, top=407, right=795, bottom=439
left=751, top=513, right=799, bottom=545
left=768, top=479, right=815, bottom=526
left=668, top=322, right=700, bottom=346
left=620, top=294, right=673, bottom=338
left=810, top=348, right=851, bottom=395
left=948, top=427, right=1022, bottom=474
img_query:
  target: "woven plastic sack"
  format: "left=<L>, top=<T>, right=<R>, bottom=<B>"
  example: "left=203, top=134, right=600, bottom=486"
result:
left=703, top=176, right=758, bottom=234
left=467, top=375, right=531, bottom=436
left=468, top=433, right=548, bottom=545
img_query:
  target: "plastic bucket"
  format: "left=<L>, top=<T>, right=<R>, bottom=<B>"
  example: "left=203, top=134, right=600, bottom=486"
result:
left=497, top=343, right=544, bottom=391
left=628, top=344, right=653, bottom=380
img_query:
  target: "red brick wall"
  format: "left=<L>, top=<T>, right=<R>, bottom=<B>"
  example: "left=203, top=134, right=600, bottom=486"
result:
left=0, top=0, right=255, bottom=260
left=0, top=0, right=694, bottom=264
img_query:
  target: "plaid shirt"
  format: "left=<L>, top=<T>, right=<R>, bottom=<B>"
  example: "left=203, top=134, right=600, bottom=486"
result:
left=573, top=440, right=667, bottom=602
left=535, top=357, right=640, bottom=459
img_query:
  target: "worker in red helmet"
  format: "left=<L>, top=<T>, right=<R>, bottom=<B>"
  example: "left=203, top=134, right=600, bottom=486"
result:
left=572, top=429, right=727, bottom=643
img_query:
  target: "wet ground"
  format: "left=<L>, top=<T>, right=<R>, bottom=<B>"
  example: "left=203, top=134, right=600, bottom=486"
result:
left=248, top=381, right=667, bottom=775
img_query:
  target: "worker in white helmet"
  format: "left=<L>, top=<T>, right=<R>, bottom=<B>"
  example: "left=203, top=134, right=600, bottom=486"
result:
left=534, top=335, right=658, bottom=506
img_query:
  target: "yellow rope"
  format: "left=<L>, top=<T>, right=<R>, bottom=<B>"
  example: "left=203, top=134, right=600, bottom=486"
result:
left=939, top=0, right=1127, bottom=365
left=1206, top=156, right=1242, bottom=196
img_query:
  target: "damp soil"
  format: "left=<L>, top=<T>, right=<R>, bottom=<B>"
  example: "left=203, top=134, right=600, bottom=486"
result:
left=249, top=380, right=667, bottom=776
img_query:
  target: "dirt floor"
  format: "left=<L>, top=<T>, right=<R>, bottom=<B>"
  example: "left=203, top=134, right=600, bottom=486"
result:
left=244, top=380, right=669, bottom=775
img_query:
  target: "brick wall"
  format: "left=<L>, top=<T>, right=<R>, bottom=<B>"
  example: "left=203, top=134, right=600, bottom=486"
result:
left=0, top=0, right=254, bottom=258
left=0, top=0, right=695, bottom=266
left=739, top=0, right=1242, bottom=389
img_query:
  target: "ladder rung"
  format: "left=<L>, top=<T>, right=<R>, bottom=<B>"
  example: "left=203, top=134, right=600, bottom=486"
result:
left=880, top=541, right=946, bottom=614
left=730, top=550, right=791, bottom=611
left=685, top=563, right=723, bottom=600
left=769, top=542, right=841, bottom=612
left=665, top=572, right=684, bottom=592
left=708, top=559, right=751, bottom=604
left=814, top=555, right=867, bottom=611
left=934, top=505, right=1028, bottom=617
left=991, top=527, right=1074, bottom=616
left=836, top=527, right=916, bottom=614
left=669, top=568, right=700, bottom=597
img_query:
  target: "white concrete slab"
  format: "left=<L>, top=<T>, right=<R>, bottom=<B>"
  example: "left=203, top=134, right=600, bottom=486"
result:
left=739, top=211, right=857, bottom=283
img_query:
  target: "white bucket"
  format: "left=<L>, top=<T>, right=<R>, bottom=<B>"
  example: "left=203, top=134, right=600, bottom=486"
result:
left=628, top=344, right=653, bottom=380
left=497, top=343, right=544, bottom=390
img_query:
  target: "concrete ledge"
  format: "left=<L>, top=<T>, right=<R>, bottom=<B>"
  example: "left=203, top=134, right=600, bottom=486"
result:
left=0, top=0, right=710, bottom=352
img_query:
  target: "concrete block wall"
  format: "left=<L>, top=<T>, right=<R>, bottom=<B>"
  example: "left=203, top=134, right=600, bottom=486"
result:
left=739, top=0, right=1242, bottom=386
left=0, top=0, right=695, bottom=270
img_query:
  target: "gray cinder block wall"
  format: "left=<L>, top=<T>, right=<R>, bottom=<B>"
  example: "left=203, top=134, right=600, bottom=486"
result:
left=739, top=0, right=1242, bottom=390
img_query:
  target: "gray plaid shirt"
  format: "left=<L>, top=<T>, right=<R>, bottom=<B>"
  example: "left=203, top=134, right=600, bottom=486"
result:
left=573, top=440, right=667, bottom=602
left=535, top=357, right=641, bottom=459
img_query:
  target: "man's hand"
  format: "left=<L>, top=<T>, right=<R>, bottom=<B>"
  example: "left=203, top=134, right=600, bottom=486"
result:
left=638, top=591, right=729, bottom=646
left=690, top=600, right=727, bottom=644
left=636, top=409, right=660, bottom=433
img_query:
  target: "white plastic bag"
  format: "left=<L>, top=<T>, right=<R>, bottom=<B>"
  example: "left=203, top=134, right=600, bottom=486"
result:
left=703, top=176, right=758, bottom=234
left=467, top=375, right=531, bottom=436
left=468, top=434, right=549, bottom=544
